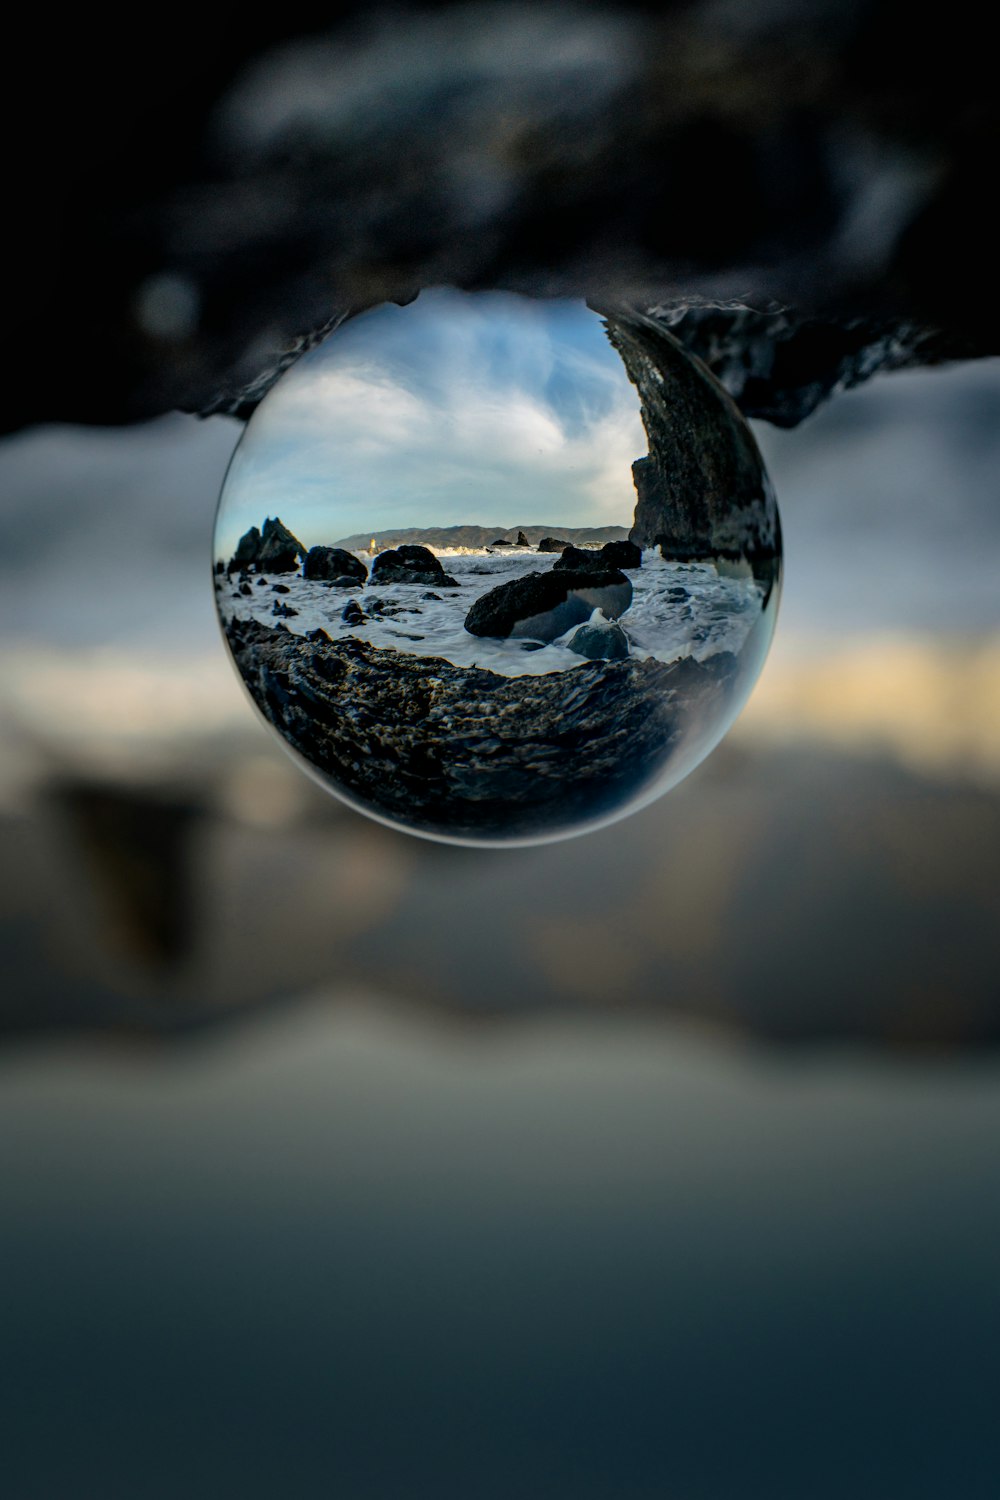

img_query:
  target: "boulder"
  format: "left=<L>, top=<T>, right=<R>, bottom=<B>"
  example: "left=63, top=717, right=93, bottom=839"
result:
left=566, top=615, right=631, bottom=660
left=516, top=530, right=528, bottom=546
left=537, top=537, right=570, bottom=553
left=305, top=628, right=332, bottom=644
left=239, top=582, right=252, bottom=596
left=421, top=591, right=441, bottom=601
left=600, top=539, right=642, bottom=569
left=553, top=540, right=641, bottom=571
left=303, top=546, right=368, bottom=584
left=465, top=568, right=632, bottom=641
left=371, top=544, right=457, bottom=587
left=271, top=583, right=290, bottom=593
left=272, top=600, right=298, bottom=617
left=214, top=560, right=225, bottom=575
left=553, top=544, right=606, bottom=572
left=257, top=577, right=268, bottom=586
left=491, top=538, right=514, bottom=548
left=341, top=600, right=365, bottom=625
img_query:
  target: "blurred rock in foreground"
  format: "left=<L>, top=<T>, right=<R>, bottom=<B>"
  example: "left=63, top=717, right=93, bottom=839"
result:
left=8, top=0, right=998, bottom=432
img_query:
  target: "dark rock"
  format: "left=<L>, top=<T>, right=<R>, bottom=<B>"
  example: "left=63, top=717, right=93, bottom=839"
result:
left=229, top=516, right=305, bottom=574
left=566, top=619, right=631, bottom=660
left=516, top=531, right=529, bottom=547
left=667, top=586, right=690, bottom=601
left=272, top=600, right=298, bottom=618
left=214, top=560, right=225, bottom=575
left=465, top=568, right=632, bottom=641
left=229, top=528, right=261, bottom=575
left=600, top=539, right=643, bottom=569
left=553, top=545, right=607, bottom=572
left=239, top=582, right=252, bottom=596
left=257, top=577, right=268, bottom=586
left=657, top=306, right=986, bottom=428
left=604, top=314, right=779, bottom=567
left=257, top=516, right=306, bottom=573
left=421, top=591, right=441, bottom=600
left=303, top=546, right=368, bottom=584
left=537, top=537, right=571, bottom=553
left=371, top=545, right=458, bottom=587
left=271, top=583, right=290, bottom=593
left=491, top=539, right=514, bottom=548
left=341, top=600, right=365, bottom=625
left=305, top=628, right=332, bottom=643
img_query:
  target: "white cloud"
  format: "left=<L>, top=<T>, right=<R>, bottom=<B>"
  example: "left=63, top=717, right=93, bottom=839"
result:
left=216, top=292, right=647, bottom=556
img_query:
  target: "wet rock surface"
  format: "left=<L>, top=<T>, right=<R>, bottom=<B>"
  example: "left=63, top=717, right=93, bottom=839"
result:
left=465, top=569, right=633, bottom=641
left=223, top=616, right=736, bottom=839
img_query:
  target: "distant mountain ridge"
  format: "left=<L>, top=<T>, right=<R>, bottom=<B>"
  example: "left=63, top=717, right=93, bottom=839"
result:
left=334, top=524, right=630, bottom=551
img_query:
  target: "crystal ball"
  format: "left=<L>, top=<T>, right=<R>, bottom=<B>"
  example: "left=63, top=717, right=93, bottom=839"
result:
left=214, top=290, right=781, bottom=845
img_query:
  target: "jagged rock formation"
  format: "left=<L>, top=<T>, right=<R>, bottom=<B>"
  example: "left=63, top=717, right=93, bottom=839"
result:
left=223, top=616, right=737, bottom=839
left=228, top=516, right=306, bottom=575
left=465, top=569, right=633, bottom=641
left=604, top=314, right=780, bottom=565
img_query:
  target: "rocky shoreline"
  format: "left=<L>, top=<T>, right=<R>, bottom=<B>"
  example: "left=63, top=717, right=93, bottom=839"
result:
left=223, top=616, right=738, bottom=839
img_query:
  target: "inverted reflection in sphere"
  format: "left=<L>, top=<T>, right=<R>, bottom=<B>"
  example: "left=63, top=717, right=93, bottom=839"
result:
left=214, top=291, right=781, bottom=844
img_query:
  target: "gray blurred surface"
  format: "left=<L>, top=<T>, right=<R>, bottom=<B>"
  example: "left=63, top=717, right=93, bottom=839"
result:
left=2, top=1008, right=999, bottom=1499
left=1, top=358, right=999, bottom=1495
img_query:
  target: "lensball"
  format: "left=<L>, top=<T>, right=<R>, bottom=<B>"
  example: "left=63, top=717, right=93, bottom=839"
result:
left=214, top=290, right=781, bottom=845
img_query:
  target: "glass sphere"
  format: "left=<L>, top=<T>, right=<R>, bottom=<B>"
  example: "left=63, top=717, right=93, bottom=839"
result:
left=214, top=290, right=781, bottom=845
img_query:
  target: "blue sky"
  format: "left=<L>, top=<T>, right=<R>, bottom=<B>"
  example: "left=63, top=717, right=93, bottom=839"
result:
left=215, top=290, right=647, bottom=559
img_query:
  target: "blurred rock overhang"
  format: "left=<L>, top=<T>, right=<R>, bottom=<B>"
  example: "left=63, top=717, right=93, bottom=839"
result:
left=9, top=0, right=998, bottom=434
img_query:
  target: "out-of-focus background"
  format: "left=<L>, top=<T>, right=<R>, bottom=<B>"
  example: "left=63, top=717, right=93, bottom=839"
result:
left=5, top=0, right=1000, bottom=1489
left=2, top=353, right=999, bottom=1496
